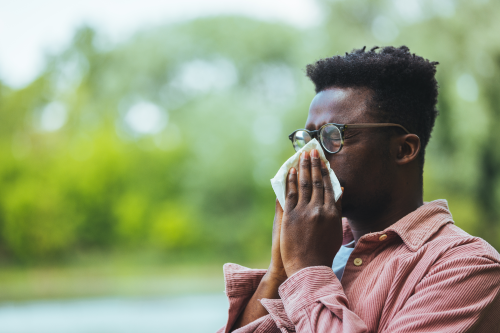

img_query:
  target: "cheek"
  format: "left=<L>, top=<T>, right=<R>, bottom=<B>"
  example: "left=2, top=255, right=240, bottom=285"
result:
left=326, top=154, right=351, bottom=187
left=327, top=153, right=355, bottom=187
left=327, top=147, right=388, bottom=189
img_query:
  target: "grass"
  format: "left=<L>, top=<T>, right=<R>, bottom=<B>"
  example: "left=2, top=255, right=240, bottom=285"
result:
left=0, top=253, right=268, bottom=302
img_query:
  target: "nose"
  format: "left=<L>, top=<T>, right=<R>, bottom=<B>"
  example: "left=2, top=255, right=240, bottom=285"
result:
left=311, top=135, right=327, bottom=155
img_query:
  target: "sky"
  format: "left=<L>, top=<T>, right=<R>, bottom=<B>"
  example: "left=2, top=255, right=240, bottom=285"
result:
left=0, top=0, right=322, bottom=88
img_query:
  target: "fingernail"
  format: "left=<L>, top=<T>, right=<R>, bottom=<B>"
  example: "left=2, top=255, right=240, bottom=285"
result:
left=290, top=167, right=297, bottom=174
left=303, top=151, right=310, bottom=160
left=311, top=149, right=319, bottom=159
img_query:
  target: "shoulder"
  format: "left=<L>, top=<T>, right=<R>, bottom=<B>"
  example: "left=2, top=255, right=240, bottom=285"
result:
left=426, top=223, right=500, bottom=264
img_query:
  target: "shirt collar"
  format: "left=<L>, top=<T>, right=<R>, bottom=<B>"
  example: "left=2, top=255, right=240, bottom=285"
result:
left=342, top=199, right=454, bottom=251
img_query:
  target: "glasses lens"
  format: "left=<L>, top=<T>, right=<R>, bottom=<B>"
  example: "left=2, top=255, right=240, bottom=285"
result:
left=292, top=130, right=312, bottom=152
left=320, top=124, right=342, bottom=153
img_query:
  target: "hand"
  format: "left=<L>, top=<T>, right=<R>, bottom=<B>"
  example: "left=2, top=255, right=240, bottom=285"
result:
left=266, top=199, right=288, bottom=283
left=231, top=200, right=288, bottom=330
left=280, top=149, right=343, bottom=277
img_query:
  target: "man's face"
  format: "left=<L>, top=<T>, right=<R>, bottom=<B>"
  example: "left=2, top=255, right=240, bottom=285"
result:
left=305, top=87, right=396, bottom=219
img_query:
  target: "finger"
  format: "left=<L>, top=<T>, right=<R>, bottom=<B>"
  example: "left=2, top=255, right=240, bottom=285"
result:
left=333, top=187, right=343, bottom=217
left=321, top=160, right=336, bottom=206
left=275, top=197, right=284, bottom=215
left=336, top=187, right=344, bottom=212
left=274, top=198, right=284, bottom=226
left=284, top=167, right=298, bottom=212
left=298, top=151, right=312, bottom=203
left=272, top=198, right=284, bottom=239
left=310, top=149, right=324, bottom=204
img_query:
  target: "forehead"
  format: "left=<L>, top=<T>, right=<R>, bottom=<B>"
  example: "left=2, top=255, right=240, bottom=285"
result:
left=305, top=87, right=374, bottom=130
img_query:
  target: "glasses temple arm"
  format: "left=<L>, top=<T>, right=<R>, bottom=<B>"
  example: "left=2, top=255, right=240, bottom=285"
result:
left=345, top=123, right=410, bottom=134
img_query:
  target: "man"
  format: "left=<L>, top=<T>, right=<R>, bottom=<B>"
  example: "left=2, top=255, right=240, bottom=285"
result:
left=217, top=46, right=500, bottom=332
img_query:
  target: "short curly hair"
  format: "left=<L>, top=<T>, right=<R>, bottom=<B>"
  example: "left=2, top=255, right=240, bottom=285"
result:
left=306, top=46, right=439, bottom=165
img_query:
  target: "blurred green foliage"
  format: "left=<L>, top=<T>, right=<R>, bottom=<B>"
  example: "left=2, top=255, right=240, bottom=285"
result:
left=1, top=0, right=500, bottom=265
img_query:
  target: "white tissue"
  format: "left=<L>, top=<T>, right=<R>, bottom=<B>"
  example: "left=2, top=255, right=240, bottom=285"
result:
left=270, top=138, right=342, bottom=209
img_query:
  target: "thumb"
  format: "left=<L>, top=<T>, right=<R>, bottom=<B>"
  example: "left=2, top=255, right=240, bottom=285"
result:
left=275, top=197, right=284, bottom=219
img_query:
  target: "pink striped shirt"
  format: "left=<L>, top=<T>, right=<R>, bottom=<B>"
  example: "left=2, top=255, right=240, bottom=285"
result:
left=217, top=200, right=500, bottom=332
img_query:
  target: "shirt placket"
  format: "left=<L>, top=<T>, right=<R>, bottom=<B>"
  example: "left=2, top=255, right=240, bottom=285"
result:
left=341, top=232, right=392, bottom=293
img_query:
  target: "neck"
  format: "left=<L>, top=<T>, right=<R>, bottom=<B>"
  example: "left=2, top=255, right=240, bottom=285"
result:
left=346, top=187, right=423, bottom=244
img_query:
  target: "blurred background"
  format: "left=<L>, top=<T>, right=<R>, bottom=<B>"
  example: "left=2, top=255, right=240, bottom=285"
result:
left=1, top=0, right=500, bottom=332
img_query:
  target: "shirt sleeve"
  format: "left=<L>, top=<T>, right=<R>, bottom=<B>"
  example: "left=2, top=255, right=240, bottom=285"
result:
left=260, top=298, right=295, bottom=332
left=272, top=266, right=369, bottom=333
left=267, top=257, right=500, bottom=333
left=382, top=255, right=500, bottom=333
left=216, top=263, right=282, bottom=333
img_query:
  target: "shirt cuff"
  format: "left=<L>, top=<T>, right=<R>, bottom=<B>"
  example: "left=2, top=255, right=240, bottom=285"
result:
left=278, top=266, right=347, bottom=321
left=221, top=263, right=269, bottom=333
left=260, top=298, right=295, bottom=332
left=232, top=314, right=278, bottom=333
left=224, top=263, right=267, bottom=298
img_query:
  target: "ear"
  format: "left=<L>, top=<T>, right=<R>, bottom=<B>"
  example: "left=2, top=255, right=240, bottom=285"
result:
left=394, top=134, right=420, bottom=165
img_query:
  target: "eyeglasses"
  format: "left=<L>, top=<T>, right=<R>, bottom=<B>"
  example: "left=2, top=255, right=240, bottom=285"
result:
left=288, top=123, right=410, bottom=154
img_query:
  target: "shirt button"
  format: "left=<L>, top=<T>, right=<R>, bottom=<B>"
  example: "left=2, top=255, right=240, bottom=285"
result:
left=379, top=234, right=388, bottom=241
left=353, top=258, right=363, bottom=266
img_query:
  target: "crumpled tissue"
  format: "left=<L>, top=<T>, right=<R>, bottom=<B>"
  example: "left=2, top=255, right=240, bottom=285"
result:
left=270, top=138, right=342, bottom=209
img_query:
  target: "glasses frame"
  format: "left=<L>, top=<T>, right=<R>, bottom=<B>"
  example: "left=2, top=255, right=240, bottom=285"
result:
left=288, top=123, right=411, bottom=154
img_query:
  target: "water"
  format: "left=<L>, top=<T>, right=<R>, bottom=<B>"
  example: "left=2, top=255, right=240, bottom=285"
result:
left=0, top=293, right=229, bottom=333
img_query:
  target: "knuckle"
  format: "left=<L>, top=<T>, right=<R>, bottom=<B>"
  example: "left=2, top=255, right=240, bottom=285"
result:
left=312, top=180, right=323, bottom=188
left=324, top=208, right=335, bottom=217
left=310, top=207, right=322, bottom=219
left=321, top=168, right=329, bottom=177
left=311, top=158, right=321, bottom=167
left=300, top=179, right=311, bottom=188
left=287, top=191, right=298, bottom=200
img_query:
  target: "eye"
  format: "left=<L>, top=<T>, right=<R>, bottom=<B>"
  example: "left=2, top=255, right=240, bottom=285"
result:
left=343, top=131, right=360, bottom=140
